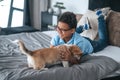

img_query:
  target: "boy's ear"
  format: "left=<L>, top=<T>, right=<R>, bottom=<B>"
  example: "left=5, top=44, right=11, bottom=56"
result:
left=71, top=28, right=76, bottom=33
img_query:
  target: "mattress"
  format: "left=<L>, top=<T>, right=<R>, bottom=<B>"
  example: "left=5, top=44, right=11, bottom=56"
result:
left=92, top=46, right=120, bottom=77
left=0, top=31, right=119, bottom=80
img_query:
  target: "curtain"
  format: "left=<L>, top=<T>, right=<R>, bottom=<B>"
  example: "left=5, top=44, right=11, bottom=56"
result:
left=24, top=0, right=48, bottom=30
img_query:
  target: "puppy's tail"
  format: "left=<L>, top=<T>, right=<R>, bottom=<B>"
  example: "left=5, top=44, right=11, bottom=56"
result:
left=17, top=40, right=32, bottom=55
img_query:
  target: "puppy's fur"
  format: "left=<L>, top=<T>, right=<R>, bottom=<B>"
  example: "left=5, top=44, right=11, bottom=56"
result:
left=17, top=40, right=82, bottom=70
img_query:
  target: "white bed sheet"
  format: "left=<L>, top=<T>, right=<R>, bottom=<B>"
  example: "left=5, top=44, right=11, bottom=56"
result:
left=42, top=31, right=58, bottom=38
left=92, top=46, right=120, bottom=77
left=92, top=46, right=120, bottom=63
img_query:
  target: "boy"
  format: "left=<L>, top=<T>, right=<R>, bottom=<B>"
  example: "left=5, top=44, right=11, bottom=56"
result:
left=50, top=11, right=108, bottom=64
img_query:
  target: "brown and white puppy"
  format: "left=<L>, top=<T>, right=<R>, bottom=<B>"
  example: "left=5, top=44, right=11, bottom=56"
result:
left=15, top=40, right=82, bottom=70
left=55, top=44, right=83, bottom=67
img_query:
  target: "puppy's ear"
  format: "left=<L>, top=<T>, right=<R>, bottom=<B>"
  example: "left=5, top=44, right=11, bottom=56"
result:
left=69, top=45, right=83, bottom=60
left=70, top=45, right=82, bottom=55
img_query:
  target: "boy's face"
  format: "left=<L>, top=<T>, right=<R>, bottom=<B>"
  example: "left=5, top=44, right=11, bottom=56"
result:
left=56, top=21, right=75, bottom=40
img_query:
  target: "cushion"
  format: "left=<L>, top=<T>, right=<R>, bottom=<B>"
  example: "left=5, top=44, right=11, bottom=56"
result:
left=77, top=10, right=98, bottom=40
left=106, top=10, right=120, bottom=47
left=76, top=14, right=83, bottom=22
left=77, top=7, right=111, bottom=40
left=92, top=46, right=120, bottom=63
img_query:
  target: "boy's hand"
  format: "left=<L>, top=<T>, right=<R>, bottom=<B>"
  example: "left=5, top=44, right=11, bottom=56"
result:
left=61, top=47, right=80, bottom=64
left=55, top=45, right=72, bottom=61
left=55, top=45, right=80, bottom=64
left=69, top=57, right=80, bottom=64
left=61, top=46, right=72, bottom=61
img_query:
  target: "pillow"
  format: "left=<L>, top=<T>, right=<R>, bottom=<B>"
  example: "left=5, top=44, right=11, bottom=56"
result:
left=92, top=46, right=120, bottom=63
left=77, top=10, right=98, bottom=40
left=106, top=10, right=120, bottom=47
left=77, top=7, right=111, bottom=40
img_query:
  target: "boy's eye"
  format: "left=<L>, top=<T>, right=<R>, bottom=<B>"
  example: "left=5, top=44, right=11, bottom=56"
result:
left=56, top=26, right=72, bottom=32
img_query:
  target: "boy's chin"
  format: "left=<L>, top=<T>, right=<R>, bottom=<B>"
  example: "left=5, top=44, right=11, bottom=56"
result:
left=60, top=37, right=64, bottom=39
left=59, top=35, right=64, bottom=39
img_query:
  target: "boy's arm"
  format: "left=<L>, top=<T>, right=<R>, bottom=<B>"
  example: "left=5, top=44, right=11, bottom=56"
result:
left=50, top=45, right=54, bottom=48
left=53, top=45, right=80, bottom=64
left=57, top=45, right=80, bottom=64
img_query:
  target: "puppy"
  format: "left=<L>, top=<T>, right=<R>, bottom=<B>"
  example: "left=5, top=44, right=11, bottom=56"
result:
left=55, top=44, right=83, bottom=67
left=56, top=44, right=82, bottom=60
left=16, top=40, right=82, bottom=70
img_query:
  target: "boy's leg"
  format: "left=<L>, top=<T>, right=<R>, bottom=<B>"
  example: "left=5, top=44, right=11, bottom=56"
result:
left=98, top=15, right=108, bottom=41
left=91, top=12, right=108, bottom=52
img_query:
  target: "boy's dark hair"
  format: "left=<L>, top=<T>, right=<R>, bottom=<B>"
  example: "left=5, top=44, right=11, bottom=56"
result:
left=58, top=12, right=77, bottom=29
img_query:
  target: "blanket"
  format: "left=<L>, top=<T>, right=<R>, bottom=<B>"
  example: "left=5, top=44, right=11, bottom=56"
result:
left=0, top=31, right=119, bottom=80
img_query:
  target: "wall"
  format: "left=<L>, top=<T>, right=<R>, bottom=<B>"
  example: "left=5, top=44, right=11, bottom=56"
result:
left=51, top=0, right=89, bottom=14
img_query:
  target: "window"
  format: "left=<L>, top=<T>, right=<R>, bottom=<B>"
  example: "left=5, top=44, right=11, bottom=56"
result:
left=0, top=0, right=24, bottom=28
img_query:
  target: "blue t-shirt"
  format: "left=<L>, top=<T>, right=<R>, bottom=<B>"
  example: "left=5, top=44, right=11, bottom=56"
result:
left=51, top=32, right=93, bottom=55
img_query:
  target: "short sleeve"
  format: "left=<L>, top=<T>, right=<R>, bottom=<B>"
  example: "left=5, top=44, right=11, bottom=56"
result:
left=50, top=35, right=59, bottom=46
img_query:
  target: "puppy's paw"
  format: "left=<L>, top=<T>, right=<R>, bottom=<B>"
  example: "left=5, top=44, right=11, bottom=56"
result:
left=62, top=61, right=69, bottom=67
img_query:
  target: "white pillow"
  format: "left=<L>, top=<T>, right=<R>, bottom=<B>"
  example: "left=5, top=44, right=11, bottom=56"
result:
left=77, top=7, right=110, bottom=40
left=77, top=10, right=98, bottom=40
left=92, top=46, right=120, bottom=63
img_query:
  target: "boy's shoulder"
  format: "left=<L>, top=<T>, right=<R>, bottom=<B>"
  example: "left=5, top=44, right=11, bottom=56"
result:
left=52, top=35, right=60, bottom=41
left=74, top=32, right=85, bottom=42
left=74, top=32, right=83, bottom=38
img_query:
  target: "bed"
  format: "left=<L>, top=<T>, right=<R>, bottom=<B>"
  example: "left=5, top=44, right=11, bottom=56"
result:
left=0, top=30, right=120, bottom=80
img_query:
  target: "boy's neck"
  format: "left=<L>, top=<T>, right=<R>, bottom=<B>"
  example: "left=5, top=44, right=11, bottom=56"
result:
left=63, top=34, right=73, bottom=43
left=64, top=38, right=70, bottom=43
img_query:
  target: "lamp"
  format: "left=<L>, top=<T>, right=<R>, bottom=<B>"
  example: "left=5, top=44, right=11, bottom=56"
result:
left=53, top=2, right=66, bottom=16
left=48, top=2, right=66, bottom=16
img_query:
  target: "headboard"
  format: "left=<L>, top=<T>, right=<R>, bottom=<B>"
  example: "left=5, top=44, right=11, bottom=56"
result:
left=89, top=0, right=120, bottom=12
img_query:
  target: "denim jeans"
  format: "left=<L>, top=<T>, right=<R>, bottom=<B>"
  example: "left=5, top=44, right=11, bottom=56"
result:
left=76, top=15, right=108, bottom=53
left=88, top=15, right=108, bottom=53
